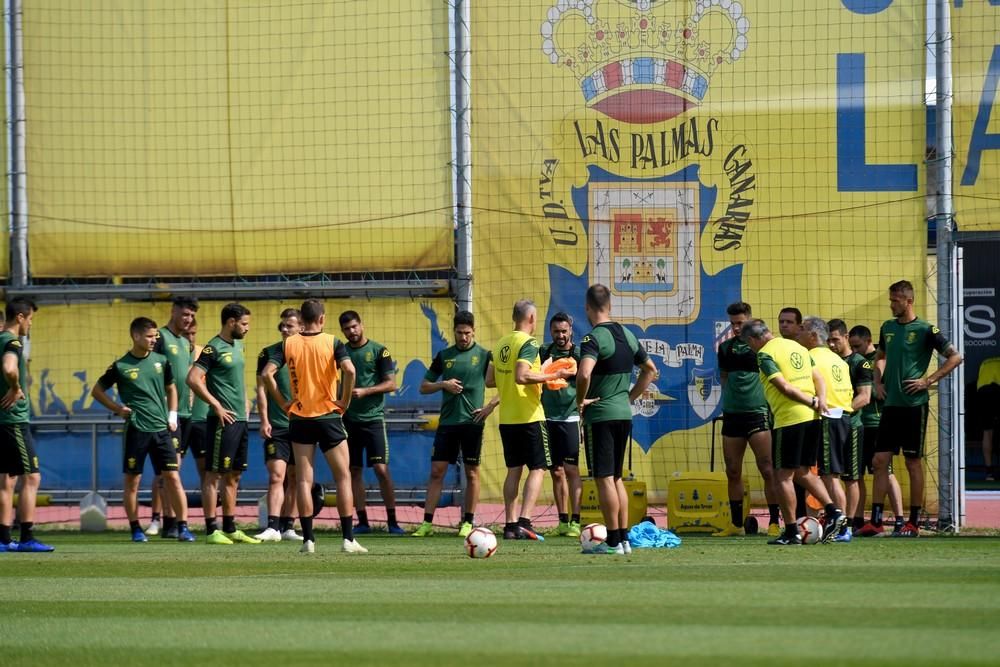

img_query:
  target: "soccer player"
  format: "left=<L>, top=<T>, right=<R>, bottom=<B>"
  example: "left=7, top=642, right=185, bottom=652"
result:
left=91, top=317, right=195, bottom=543
left=848, top=324, right=904, bottom=535
left=575, top=285, right=657, bottom=555
left=148, top=295, right=199, bottom=539
left=338, top=310, right=403, bottom=535
left=540, top=312, right=583, bottom=537
left=778, top=306, right=808, bottom=520
left=260, top=298, right=366, bottom=554
left=872, top=280, right=962, bottom=536
left=182, top=317, right=211, bottom=491
left=487, top=299, right=572, bottom=541
left=713, top=302, right=780, bottom=538
left=0, top=298, right=53, bottom=552
left=742, top=318, right=846, bottom=545
left=254, top=308, right=303, bottom=542
left=186, top=303, right=261, bottom=545
left=826, top=318, right=872, bottom=541
left=412, top=310, right=497, bottom=538
left=798, top=317, right=853, bottom=540
left=977, top=357, right=1000, bottom=481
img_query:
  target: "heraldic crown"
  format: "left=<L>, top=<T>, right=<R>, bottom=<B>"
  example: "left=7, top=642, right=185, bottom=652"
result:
left=541, top=0, right=750, bottom=123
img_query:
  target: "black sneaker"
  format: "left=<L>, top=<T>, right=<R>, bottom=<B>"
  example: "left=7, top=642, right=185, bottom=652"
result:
left=822, top=510, right=847, bottom=544
left=515, top=525, right=544, bottom=541
left=162, top=526, right=179, bottom=539
left=768, top=533, right=802, bottom=546
left=502, top=528, right=518, bottom=540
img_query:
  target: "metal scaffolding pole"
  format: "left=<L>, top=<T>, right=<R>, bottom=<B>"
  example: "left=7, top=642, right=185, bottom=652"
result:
left=453, top=0, right=473, bottom=313
left=933, top=0, right=958, bottom=532
left=5, top=0, right=27, bottom=287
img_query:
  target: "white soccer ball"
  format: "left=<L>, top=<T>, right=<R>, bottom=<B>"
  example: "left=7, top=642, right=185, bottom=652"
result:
left=464, top=527, right=498, bottom=559
left=580, top=523, right=608, bottom=552
left=795, top=516, right=824, bottom=544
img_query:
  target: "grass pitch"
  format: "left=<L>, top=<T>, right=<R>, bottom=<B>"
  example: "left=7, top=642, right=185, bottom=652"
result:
left=1, top=530, right=998, bottom=666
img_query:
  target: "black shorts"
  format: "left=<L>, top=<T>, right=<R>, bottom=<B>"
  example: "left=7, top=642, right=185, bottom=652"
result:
left=289, top=415, right=347, bottom=453
left=185, top=420, right=209, bottom=459
left=979, top=384, right=1000, bottom=432
left=431, top=423, right=485, bottom=466
left=772, top=419, right=820, bottom=470
left=818, top=415, right=853, bottom=478
left=546, top=420, right=581, bottom=467
left=122, top=427, right=178, bottom=475
left=171, top=417, right=192, bottom=458
left=205, top=418, right=249, bottom=473
left=264, top=427, right=293, bottom=465
left=344, top=417, right=389, bottom=468
left=499, top=422, right=551, bottom=471
left=0, top=423, right=38, bottom=475
left=876, top=404, right=929, bottom=459
left=583, top=419, right=631, bottom=479
left=721, top=411, right=771, bottom=439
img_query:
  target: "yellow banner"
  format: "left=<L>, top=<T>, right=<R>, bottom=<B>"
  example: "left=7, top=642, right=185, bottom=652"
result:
left=954, top=1, right=1000, bottom=231
left=472, top=0, right=927, bottom=503
left=26, top=299, right=454, bottom=420
left=24, top=1, right=452, bottom=277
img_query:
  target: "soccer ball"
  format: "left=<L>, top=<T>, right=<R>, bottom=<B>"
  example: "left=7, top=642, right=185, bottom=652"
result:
left=796, top=516, right=824, bottom=544
left=580, top=523, right=608, bottom=553
left=464, top=527, right=498, bottom=559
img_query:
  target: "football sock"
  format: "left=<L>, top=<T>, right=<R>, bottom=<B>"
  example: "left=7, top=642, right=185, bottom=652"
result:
left=387, top=507, right=398, bottom=526
left=222, top=515, right=236, bottom=533
left=300, top=516, right=314, bottom=542
left=558, top=513, right=569, bottom=524
left=730, top=500, right=744, bottom=527
left=129, top=520, right=141, bottom=533
left=357, top=510, right=369, bottom=527
left=871, top=503, right=884, bottom=526
left=504, top=522, right=516, bottom=534
left=794, top=484, right=808, bottom=519
left=824, top=503, right=838, bottom=519
left=517, top=517, right=532, bottom=529
left=463, top=512, right=474, bottom=524
left=853, top=516, right=865, bottom=531
left=571, top=513, right=580, bottom=524
left=267, top=515, right=279, bottom=531
left=341, top=516, right=354, bottom=542
left=177, top=521, right=188, bottom=532
left=619, top=528, right=629, bottom=544
left=205, top=517, right=218, bottom=535
left=768, top=504, right=780, bottom=524
left=162, top=516, right=176, bottom=533
left=151, top=512, right=161, bottom=523
left=909, top=506, right=921, bottom=526
left=279, top=516, right=294, bottom=532
left=784, top=523, right=798, bottom=538
left=19, top=521, right=34, bottom=543
left=424, top=512, right=434, bottom=524
left=0, top=524, right=11, bottom=544
left=606, top=528, right=620, bottom=548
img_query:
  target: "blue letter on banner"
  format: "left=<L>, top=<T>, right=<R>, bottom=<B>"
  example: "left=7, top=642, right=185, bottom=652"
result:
left=961, top=44, right=1000, bottom=186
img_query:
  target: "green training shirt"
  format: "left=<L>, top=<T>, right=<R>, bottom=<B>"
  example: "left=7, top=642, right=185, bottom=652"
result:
left=97, top=351, right=174, bottom=433
left=257, top=341, right=292, bottom=430
left=154, top=326, right=193, bottom=418
left=860, top=350, right=883, bottom=428
left=194, top=336, right=247, bottom=421
left=0, top=331, right=29, bottom=425
left=579, top=322, right=649, bottom=425
left=878, top=318, right=952, bottom=408
left=423, top=343, right=492, bottom=426
left=345, top=339, right=394, bottom=422
left=540, top=342, right=580, bottom=421
left=717, top=336, right=768, bottom=415
left=842, top=351, right=873, bottom=428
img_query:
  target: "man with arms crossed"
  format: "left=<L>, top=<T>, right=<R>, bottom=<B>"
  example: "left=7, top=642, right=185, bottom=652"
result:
left=412, top=310, right=497, bottom=537
left=743, top=319, right=846, bottom=545
left=488, top=299, right=572, bottom=541
left=540, top=312, right=583, bottom=538
left=339, top=310, right=403, bottom=534
left=187, top=303, right=260, bottom=545
left=713, top=302, right=780, bottom=538
left=576, top=285, right=657, bottom=555
left=0, top=298, right=53, bottom=552
left=255, top=308, right=303, bottom=542
left=261, top=299, right=366, bottom=554
left=92, top=317, right=195, bottom=543
left=148, top=296, right=198, bottom=539
left=872, top=280, right=962, bottom=536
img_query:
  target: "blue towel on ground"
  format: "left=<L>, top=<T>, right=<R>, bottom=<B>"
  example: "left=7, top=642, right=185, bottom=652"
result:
left=627, top=521, right=682, bottom=548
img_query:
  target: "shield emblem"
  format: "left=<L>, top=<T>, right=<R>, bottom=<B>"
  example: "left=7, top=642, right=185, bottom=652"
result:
left=687, top=366, right=720, bottom=419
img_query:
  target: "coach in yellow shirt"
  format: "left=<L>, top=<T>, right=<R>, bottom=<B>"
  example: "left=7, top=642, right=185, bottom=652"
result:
left=979, top=357, right=1000, bottom=481
left=487, top=299, right=572, bottom=541
left=743, top=319, right=846, bottom=545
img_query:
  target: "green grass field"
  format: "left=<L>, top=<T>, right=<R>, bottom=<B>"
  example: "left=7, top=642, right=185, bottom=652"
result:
left=1, top=530, right=998, bottom=666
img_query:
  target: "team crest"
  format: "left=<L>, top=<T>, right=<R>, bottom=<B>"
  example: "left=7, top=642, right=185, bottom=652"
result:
left=445, top=359, right=455, bottom=369
left=539, top=0, right=751, bottom=449
left=127, top=457, right=137, bottom=469
left=223, top=456, right=231, bottom=468
left=471, top=355, right=480, bottom=366
left=906, top=331, right=917, bottom=344
left=154, top=362, right=162, bottom=373
left=222, top=353, right=233, bottom=364
left=125, top=368, right=140, bottom=381
left=365, top=351, right=374, bottom=362
left=169, top=344, right=178, bottom=355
